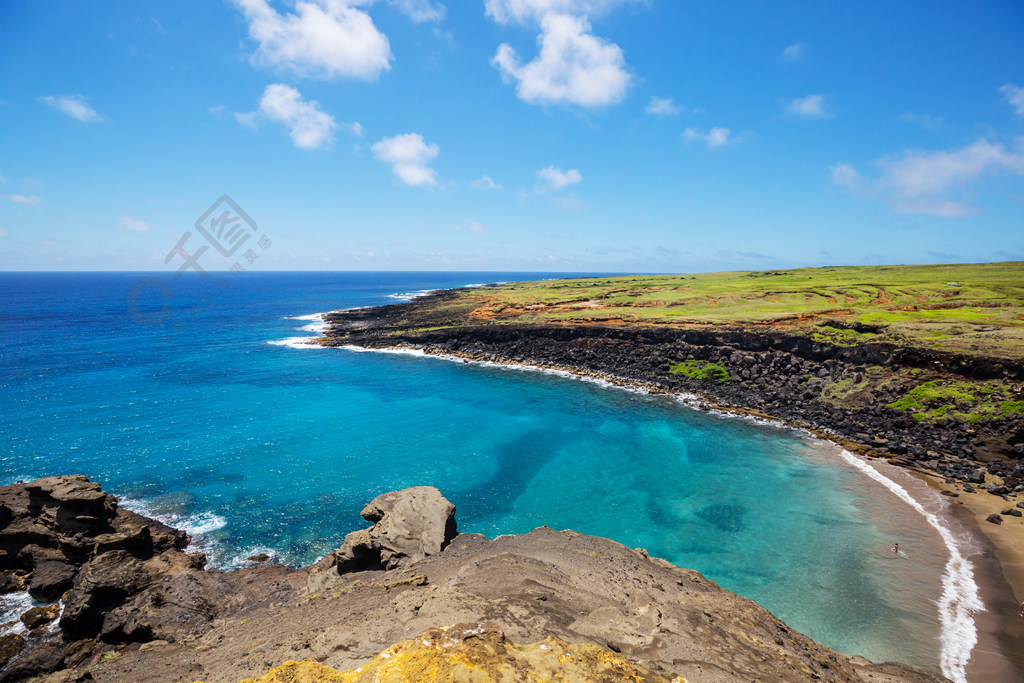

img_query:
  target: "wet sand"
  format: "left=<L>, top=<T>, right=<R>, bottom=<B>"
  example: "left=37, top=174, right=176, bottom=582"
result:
left=912, top=470, right=1024, bottom=681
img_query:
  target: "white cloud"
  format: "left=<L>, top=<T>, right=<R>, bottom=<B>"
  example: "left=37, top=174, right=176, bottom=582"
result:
left=1000, top=83, right=1024, bottom=116
left=39, top=95, right=102, bottom=122
left=831, top=139, right=1024, bottom=217
left=785, top=94, right=828, bottom=118
left=455, top=220, right=489, bottom=233
left=490, top=8, right=630, bottom=108
left=645, top=96, right=681, bottom=117
left=251, top=83, right=338, bottom=150
left=6, top=194, right=46, bottom=206
left=899, top=111, right=943, bottom=132
left=470, top=175, right=502, bottom=190
left=120, top=214, right=149, bottom=232
left=0, top=226, right=8, bottom=238
left=781, top=43, right=804, bottom=62
left=551, top=193, right=585, bottom=210
left=830, top=163, right=859, bottom=188
left=388, top=0, right=445, bottom=22
left=372, top=133, right=440, bottom=186
left=485, top=0, right=640, bottom=24
left=682, top=127, right=732, bottom=148
left=0, top=175, right=7, bottom=184
left=537, top=165, right=582, bottom=189
left=231, top=0, right=391, bottom=80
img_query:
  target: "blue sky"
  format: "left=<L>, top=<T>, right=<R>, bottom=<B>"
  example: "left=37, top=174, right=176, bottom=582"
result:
left=1, top=0, right=1023, bottom=272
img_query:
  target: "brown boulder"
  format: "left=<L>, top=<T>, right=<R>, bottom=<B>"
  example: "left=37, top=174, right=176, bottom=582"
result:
left=28, top=560, right=76, bottom=601
left=0, top=634, right=25, bottom=668
left=21, top=603, right=61, bottom=630
left=0, top=642, right=64, bottom=682
left=0, top=573, right=26, bottom=594
left=315, top=487, right=457, bottom=579
left=60, top=550, right=150, bottom=640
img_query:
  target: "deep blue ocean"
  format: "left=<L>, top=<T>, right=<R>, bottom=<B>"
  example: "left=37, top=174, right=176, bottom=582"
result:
left=0, top=271, right=961, bottom=671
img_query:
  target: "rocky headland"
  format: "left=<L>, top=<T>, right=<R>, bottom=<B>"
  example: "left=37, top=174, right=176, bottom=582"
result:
left=1, top=476, right=944, bottom=682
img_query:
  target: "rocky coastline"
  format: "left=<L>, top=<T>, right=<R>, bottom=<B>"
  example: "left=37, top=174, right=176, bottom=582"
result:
left=1, top=476, right=946, bottom=682
left=320, top=294, right=1024, bottom=479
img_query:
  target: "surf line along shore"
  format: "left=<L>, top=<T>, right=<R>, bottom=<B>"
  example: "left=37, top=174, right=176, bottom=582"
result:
left=304, top=291, right=1024, bottom=682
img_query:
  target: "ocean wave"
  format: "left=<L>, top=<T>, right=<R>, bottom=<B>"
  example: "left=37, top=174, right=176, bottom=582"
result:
left=834, top=450, right=981, bottom=683
left=267, top=337, right=322, bottom=349
left=387, top=289, right=436, bottom=301
left=223, top=546, right=281, bottom=570
left=270, top=312, right=330, bottom=349
left=0, top=591, right=36, bottom=636
left=119, top=498, right=227, bottom=553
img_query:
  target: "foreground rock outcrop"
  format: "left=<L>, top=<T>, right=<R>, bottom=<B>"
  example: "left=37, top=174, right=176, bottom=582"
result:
left=0, top=476, right=299, bottom=681
left=1, top=477, right=945, bottom=682
left=240, top=623, right=683, bottom=683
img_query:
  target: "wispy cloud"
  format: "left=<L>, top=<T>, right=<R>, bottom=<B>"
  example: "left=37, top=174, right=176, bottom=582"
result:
left=682, top=127, right=733, bottom=148
left=6, top=194, right=46, bottom=206
left=785, top=94, right=829, bottom=118
left=389, top=0, right=446, bottom=23
left=488, top=1, right=634, bottom=108
left=537, top=165, right=582, bottom=190
left=39, top=95, right=103, bottom=122
left=781, top=43, right=804, bottom=62
left=1000, top=83, right=1024, bottom=116
left=831, top=138, right=1024, bottom=217
left=470, top=175, right=502, bottom=190
left=645, top=96, right=681, bottom=117
left=230, top=0, right=392, bottom=80
left=485, top=0, right=642, bottom=24
left=240, top=84, right=340, bottom=150
left=899, top=111, right=944, bottom=132
left=372, top=133, right=440, bottom=186
left=120, top=214, right=149, bottom=232
left=454, top=220, right=489, bottom=233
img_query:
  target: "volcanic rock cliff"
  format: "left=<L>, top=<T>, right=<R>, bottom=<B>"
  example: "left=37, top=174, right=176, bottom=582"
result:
left=0, top=476, right=944, bottom=682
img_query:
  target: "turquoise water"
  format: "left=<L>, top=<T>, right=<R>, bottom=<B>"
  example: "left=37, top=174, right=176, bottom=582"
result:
left=0, top=272, right=953, bottom=671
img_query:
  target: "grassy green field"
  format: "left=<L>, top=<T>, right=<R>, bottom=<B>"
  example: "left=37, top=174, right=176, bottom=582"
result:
left=461, top=262, right=1024, bottom=360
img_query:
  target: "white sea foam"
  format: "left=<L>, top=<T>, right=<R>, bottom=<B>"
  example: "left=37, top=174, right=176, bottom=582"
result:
left=224, top=546, right=281, bottom=570
left=387, top=289, right=436, bottom=301
left=270, top=312, right=330, bottom=349
left=267, top=336, right=321, bottom=349
left=338, top=344, right=646, bottom=393
left=463, top=283, right=486, bottom=288
left=119, top=499, right=227, bottom=555
left=0, top=591, right=36, bottom=635
left=834, top=450, right=981, bottom=683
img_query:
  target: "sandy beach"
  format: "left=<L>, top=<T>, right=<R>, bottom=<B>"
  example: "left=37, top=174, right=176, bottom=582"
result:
left=913, top=469, right=1024, bottom=680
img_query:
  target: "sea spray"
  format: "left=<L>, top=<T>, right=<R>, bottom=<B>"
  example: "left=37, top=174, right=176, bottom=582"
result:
left=834, top=449, right=981, bottom=683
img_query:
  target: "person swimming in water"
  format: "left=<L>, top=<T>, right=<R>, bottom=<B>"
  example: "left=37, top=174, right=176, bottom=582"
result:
left=892, top=543, right=899, bottom=554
